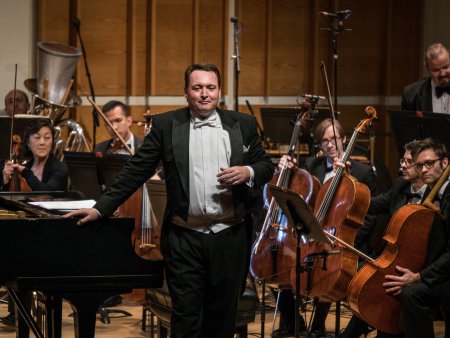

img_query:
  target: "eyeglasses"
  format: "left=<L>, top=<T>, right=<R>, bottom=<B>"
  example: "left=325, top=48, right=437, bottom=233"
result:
left=320, top=137, right=341, bottom=146
left=399, top=158, right=414, bottom=167
left=6, top=97, right=27, bottom=105
left=414, top=158, right=442, bottom=170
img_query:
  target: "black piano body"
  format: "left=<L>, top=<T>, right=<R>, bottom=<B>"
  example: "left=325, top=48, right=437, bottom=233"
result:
left=0, top=195, right=164, bottom=338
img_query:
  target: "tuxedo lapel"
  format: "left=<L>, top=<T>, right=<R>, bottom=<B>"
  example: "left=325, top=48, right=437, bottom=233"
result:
left=172, top=109, right=190, bottom=198
left=219, top=110, right=243, bottom=167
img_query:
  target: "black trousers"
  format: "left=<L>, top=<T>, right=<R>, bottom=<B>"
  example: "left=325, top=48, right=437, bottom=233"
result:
left=161, top=222, right=249, bottom=338
left=400, top=282, right=440, bottom=338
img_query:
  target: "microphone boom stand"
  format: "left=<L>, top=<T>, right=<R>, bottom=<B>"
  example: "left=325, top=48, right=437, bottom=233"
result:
left=73, top=18, right=99, bottom=146
left=231, top=17, right=241, bottom=111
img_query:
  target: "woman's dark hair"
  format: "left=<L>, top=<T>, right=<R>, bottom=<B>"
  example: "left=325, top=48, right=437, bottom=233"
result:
left=22, top=118, right=55, bottom=158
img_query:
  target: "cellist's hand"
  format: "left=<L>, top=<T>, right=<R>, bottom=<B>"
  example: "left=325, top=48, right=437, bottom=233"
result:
left=278, top=155, right=297, bottom=170
left=383, top=265, right=421, bottom=295
left=333, top=157, right=351, bottom=172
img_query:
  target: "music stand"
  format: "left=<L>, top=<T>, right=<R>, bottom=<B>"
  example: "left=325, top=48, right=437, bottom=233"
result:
left=63, top=151, right=102, bottom=200
left=267, top=184, right=331, bottom=338
left=0, top=116, right=51, bottom=159
left=97, top=154, right=130, bottom=188
left=388, top=109, right=450, bottom=156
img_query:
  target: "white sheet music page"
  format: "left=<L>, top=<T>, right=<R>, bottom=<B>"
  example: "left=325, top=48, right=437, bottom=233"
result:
left=28, top=199, right=96, bottom=211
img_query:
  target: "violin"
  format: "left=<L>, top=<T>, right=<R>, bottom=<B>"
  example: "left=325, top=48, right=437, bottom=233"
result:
left=250, top=101, right=320, bottom=288
left=292, top=107, right=377, bottom=301
left=8, top=135, right=31, bottom=192
left=346, top=162, right=450, bottom=333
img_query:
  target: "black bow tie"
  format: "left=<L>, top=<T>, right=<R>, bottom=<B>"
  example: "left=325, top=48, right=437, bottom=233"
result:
left=405, top=192, right=422, bottom=201
left=435, top=86, right=450, bottom=98
left=325, top=164, right=333, bottom=173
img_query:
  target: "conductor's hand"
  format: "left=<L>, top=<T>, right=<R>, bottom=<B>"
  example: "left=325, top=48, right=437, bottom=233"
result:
left=62, top=208, right=100, bottom=226
left=217, top=166, right=250, bottom=186
left=278, top=155, right=297, bottom=170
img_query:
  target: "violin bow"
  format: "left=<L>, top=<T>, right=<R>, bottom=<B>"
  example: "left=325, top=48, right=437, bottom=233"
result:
left=320, top=61, right=344, bottom=158
left=9, top=64, right=18, bottom=162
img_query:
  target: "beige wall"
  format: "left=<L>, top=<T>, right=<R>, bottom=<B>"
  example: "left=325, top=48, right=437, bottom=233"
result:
left=1, top=0, right=449, bottom=177
left=0, top=0, right=35, bottom=103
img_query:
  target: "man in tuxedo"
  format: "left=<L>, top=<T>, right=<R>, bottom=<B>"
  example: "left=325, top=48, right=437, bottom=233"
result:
left=338, top=140, right=426, bottom=338
left=383, top=138, right=450, bottom=338
left=401, top=42, right=450, bottom=113
left=65, top=63, right=273, bottom=338
left=94, top=100, right=142, bottom=155
left=274, top=118, right=377, bottom=337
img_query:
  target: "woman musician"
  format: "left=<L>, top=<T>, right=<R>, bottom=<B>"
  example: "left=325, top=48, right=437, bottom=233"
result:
left=2, top=118, right=68, bottom=192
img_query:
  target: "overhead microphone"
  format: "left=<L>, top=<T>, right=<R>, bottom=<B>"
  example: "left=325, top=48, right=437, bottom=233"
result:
left=301, top=93, right=326, bottom=101
left=320, top=10, right=352, bottom=20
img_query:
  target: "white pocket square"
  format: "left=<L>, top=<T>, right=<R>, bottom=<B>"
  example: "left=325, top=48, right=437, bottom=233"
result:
left=243, top=145, right=250, bottom=153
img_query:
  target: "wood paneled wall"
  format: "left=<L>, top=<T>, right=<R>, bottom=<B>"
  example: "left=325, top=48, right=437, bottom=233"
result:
left=36, top=0, right=424, bottom=178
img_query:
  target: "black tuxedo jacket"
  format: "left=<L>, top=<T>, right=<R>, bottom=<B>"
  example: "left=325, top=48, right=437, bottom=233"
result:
left=94, top=134, right=143, bottom=154
left=94, top=107, right=273, bottom=223
left=401, top=77, right=433, bottom=112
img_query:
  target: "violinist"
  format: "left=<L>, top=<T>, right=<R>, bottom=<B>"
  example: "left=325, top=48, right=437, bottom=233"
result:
left=94, top=100, right=142, bottom=155
left=274, top=118, right=377, bottom=337
left=0, top=118, right=68, bottom=328
left=338, top=140, right=426, bottom=338
left=1, top=118, right=68, bottom=191
left=383, top=138, right=450, bottom=338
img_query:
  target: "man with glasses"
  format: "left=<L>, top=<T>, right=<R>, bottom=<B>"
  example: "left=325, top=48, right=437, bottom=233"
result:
left=1, top=89, right=30, bottom=116
left=383, top=138, right=450, bottom=338
left=401, top=43, right=450, bottom=114
left=273, top=118, right=376, bottom=337
left=339, top=140, right=426, bottom=338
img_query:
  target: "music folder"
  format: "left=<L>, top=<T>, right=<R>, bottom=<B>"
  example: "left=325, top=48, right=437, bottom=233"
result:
left=267, top=184, right=332, bottom=245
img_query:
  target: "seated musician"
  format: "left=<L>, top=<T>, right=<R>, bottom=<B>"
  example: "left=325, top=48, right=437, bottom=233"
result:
left=338, top=140, right=426, bottom=338
left=1, top=118, right=68, bottom=328
left=274, top=118, right=377, bottom=338
left=382, top=138, right=450, bottom=338
left=1, top=89, right=30, bottom=116
left=2, top=118, right=68, bottom=191
left=94, top=100, right=142, bottom=155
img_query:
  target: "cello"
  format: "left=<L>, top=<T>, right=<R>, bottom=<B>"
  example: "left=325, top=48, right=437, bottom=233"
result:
left=346, top=163, right=450, bottom=334
left=292, top=107, right=377, bottom=301
left=250, top=103, right=320, bottom=289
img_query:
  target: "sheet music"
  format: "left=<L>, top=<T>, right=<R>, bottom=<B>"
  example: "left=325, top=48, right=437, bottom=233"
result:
left=28, top=199, right=96, bottom=211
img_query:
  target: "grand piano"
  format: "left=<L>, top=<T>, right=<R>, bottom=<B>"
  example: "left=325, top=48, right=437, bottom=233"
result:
left=0, top=194, right=164, bottom=338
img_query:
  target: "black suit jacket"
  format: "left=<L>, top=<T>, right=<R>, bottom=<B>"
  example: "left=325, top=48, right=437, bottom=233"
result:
left=94, top=134, right=143, bottom=154
left=1, top=155, right=68, bottom=191
left=401, top=77, right=433, bottom=112
left=94, top=107, right=274, bottom=223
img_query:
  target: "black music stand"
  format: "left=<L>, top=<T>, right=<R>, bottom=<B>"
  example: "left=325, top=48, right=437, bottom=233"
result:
left=267, top=184, right=331, bottom=338
left=388, top=109, right=450, bottom=156
left=63, top=151, right=102, bottom=200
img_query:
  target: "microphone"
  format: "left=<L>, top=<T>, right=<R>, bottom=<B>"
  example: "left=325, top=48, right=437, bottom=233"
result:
left=320, top=10, right=352, bottom=20
left=72, top=17, right=81, bottom=30
left=301, top=93, right=326, bottom=101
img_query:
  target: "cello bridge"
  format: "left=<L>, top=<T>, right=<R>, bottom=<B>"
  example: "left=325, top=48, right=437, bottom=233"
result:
left=270, top=223, right=285, bottom=231
left=139, top=243, right=156, bottom=249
